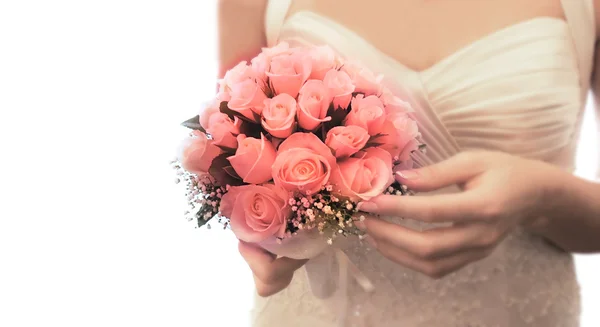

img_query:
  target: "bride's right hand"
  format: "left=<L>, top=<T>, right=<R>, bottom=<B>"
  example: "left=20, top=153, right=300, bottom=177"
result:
left=238, top=241, right=308, bottom=297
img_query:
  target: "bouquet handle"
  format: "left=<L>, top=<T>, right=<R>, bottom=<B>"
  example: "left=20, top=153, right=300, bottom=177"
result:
left=304, top=247, right=374, bottom=327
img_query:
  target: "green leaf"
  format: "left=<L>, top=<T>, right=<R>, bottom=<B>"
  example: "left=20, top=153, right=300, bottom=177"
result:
left=260, top=79, right=275, bottom=98
left=195, top=211, right=212, bottom=228
left=181, top=115, right=206, bottom=133
left=219, top=101, right=261, bottom=124
left=238, top=120, right=263, bottom=139
left=364, top=142, right=385, bottom=149
left=215, top=144, right=237, bottom=154
left=219, top=101, right=236, bottom=120
left=367, top=133, right=388, bottom=143
left=323, top=103, right=349, bottom=133
left=223, top=166, right=241, bottom=179
left=208, top=153, right=244, bottom=187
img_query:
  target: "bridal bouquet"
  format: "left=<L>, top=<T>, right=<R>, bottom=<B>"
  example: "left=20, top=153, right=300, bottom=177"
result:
left=173, top=42, right=423, bottom=259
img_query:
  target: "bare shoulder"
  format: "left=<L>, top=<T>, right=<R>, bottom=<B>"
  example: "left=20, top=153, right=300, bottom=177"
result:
left=595, top=0, right=600, bottom=39
left=218, top=0, right=267, bottom=13
left=218, top=0, right=268, bottom=76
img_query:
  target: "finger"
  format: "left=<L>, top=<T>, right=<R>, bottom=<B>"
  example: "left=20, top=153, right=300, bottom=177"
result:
left=394, top=151, right=487, bottom=192
left=252, top=272, right=293, bottom=297
left=238, top=241, right=307, bottom=284
left=357, top=192, right=485, bottom=222
left=375, top=239, right=492, bottom=279
left=360, top=216, right=504, bottom=259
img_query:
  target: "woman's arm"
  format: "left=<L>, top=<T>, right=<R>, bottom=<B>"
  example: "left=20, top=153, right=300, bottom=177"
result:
left=593, top=5, right=600, bottom=180
left=528, top=10, right=600, bottom=252
left=528, top=168, right=600, bottom=253
left=217, top=0, right=307, bottom=296
left=217, top=0, right=267, bottom=77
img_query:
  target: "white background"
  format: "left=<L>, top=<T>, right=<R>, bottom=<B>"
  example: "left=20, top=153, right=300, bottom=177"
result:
left=0, top=1, right=598, bottom=326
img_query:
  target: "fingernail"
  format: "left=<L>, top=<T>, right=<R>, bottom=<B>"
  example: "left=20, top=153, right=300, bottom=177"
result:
left=354, top=216, right=367, bottom=231
left=356, top=202, right=378, bottom=212
left=363, top=235, right=378, bottom=248
left=396, top=170, right=419, bottom=180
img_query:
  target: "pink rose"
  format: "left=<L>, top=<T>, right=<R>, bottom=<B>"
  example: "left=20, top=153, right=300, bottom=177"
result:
left=262, top=42, right=294, bottom=57
left=261, top=93, right=297, bottom=138
left=228, top=134, right=277, bottom=184
left=251, top=53, right=269, bottom=84
left=344, top=94, right=386, bottom=135
left=296, top=80, right=332, bottom=131
left=324, top=69, right=355, bottom=110
left=378, top=112, right=419, bottom=160
left=266, top=49, right=312, bottom=98
left=220, top=184, right=290, bottom=243
left=308, top=45, right=339, bottom=80
left=211, top=116, right=242, bottom=150
left=179, top=131, right=222, bottom=175
left=272, top=133, right=337, bottom=195
left=227, top=79, right=267, bottom=122
left=199, top=101, right=241, bottom=149
left=325, top=126, right=370, bottom=158
left=217, top=61, right=257, bottom=102
left=380, top=88, right=414, bottom=115
left=199, top=101, right=220, bottom=131
left=251, top=42, right=295, bottom=82
left=341, top=60, right=383, bottom=96
left=331, top=147, right=394, bottom=201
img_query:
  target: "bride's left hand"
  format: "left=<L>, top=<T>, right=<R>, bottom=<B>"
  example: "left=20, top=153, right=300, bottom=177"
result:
left=354, top=151, right=561, bottom=279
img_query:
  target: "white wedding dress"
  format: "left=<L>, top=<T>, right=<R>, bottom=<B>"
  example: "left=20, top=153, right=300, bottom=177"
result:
left=250, top=0, right=596, bottom=326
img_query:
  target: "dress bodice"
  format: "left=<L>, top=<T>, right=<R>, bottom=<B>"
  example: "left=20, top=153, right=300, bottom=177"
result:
left=265, top=0, right=595, bottom=169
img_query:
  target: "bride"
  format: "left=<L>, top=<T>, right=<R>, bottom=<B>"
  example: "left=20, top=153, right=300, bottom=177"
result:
left=218, top=0, right=600, bottom=326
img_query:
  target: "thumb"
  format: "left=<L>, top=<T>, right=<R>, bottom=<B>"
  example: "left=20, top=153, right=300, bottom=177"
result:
left=395, top=152, right=487, bottom=192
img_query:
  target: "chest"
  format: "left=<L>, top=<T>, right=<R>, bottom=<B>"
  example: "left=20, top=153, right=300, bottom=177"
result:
left=287, top=0, right=566, bottom=72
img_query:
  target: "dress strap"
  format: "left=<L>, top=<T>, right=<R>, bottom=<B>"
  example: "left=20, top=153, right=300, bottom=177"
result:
left=554, top=0, right=598, bottom=178
left=560, top=0, right=596, bottom=101
left=265, top=0, right=293, bottom=46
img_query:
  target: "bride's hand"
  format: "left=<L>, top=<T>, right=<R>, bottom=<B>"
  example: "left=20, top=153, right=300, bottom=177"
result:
left=238, top=241, right=308, bottom=297
left=354, top=151, right=560, bottom=279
